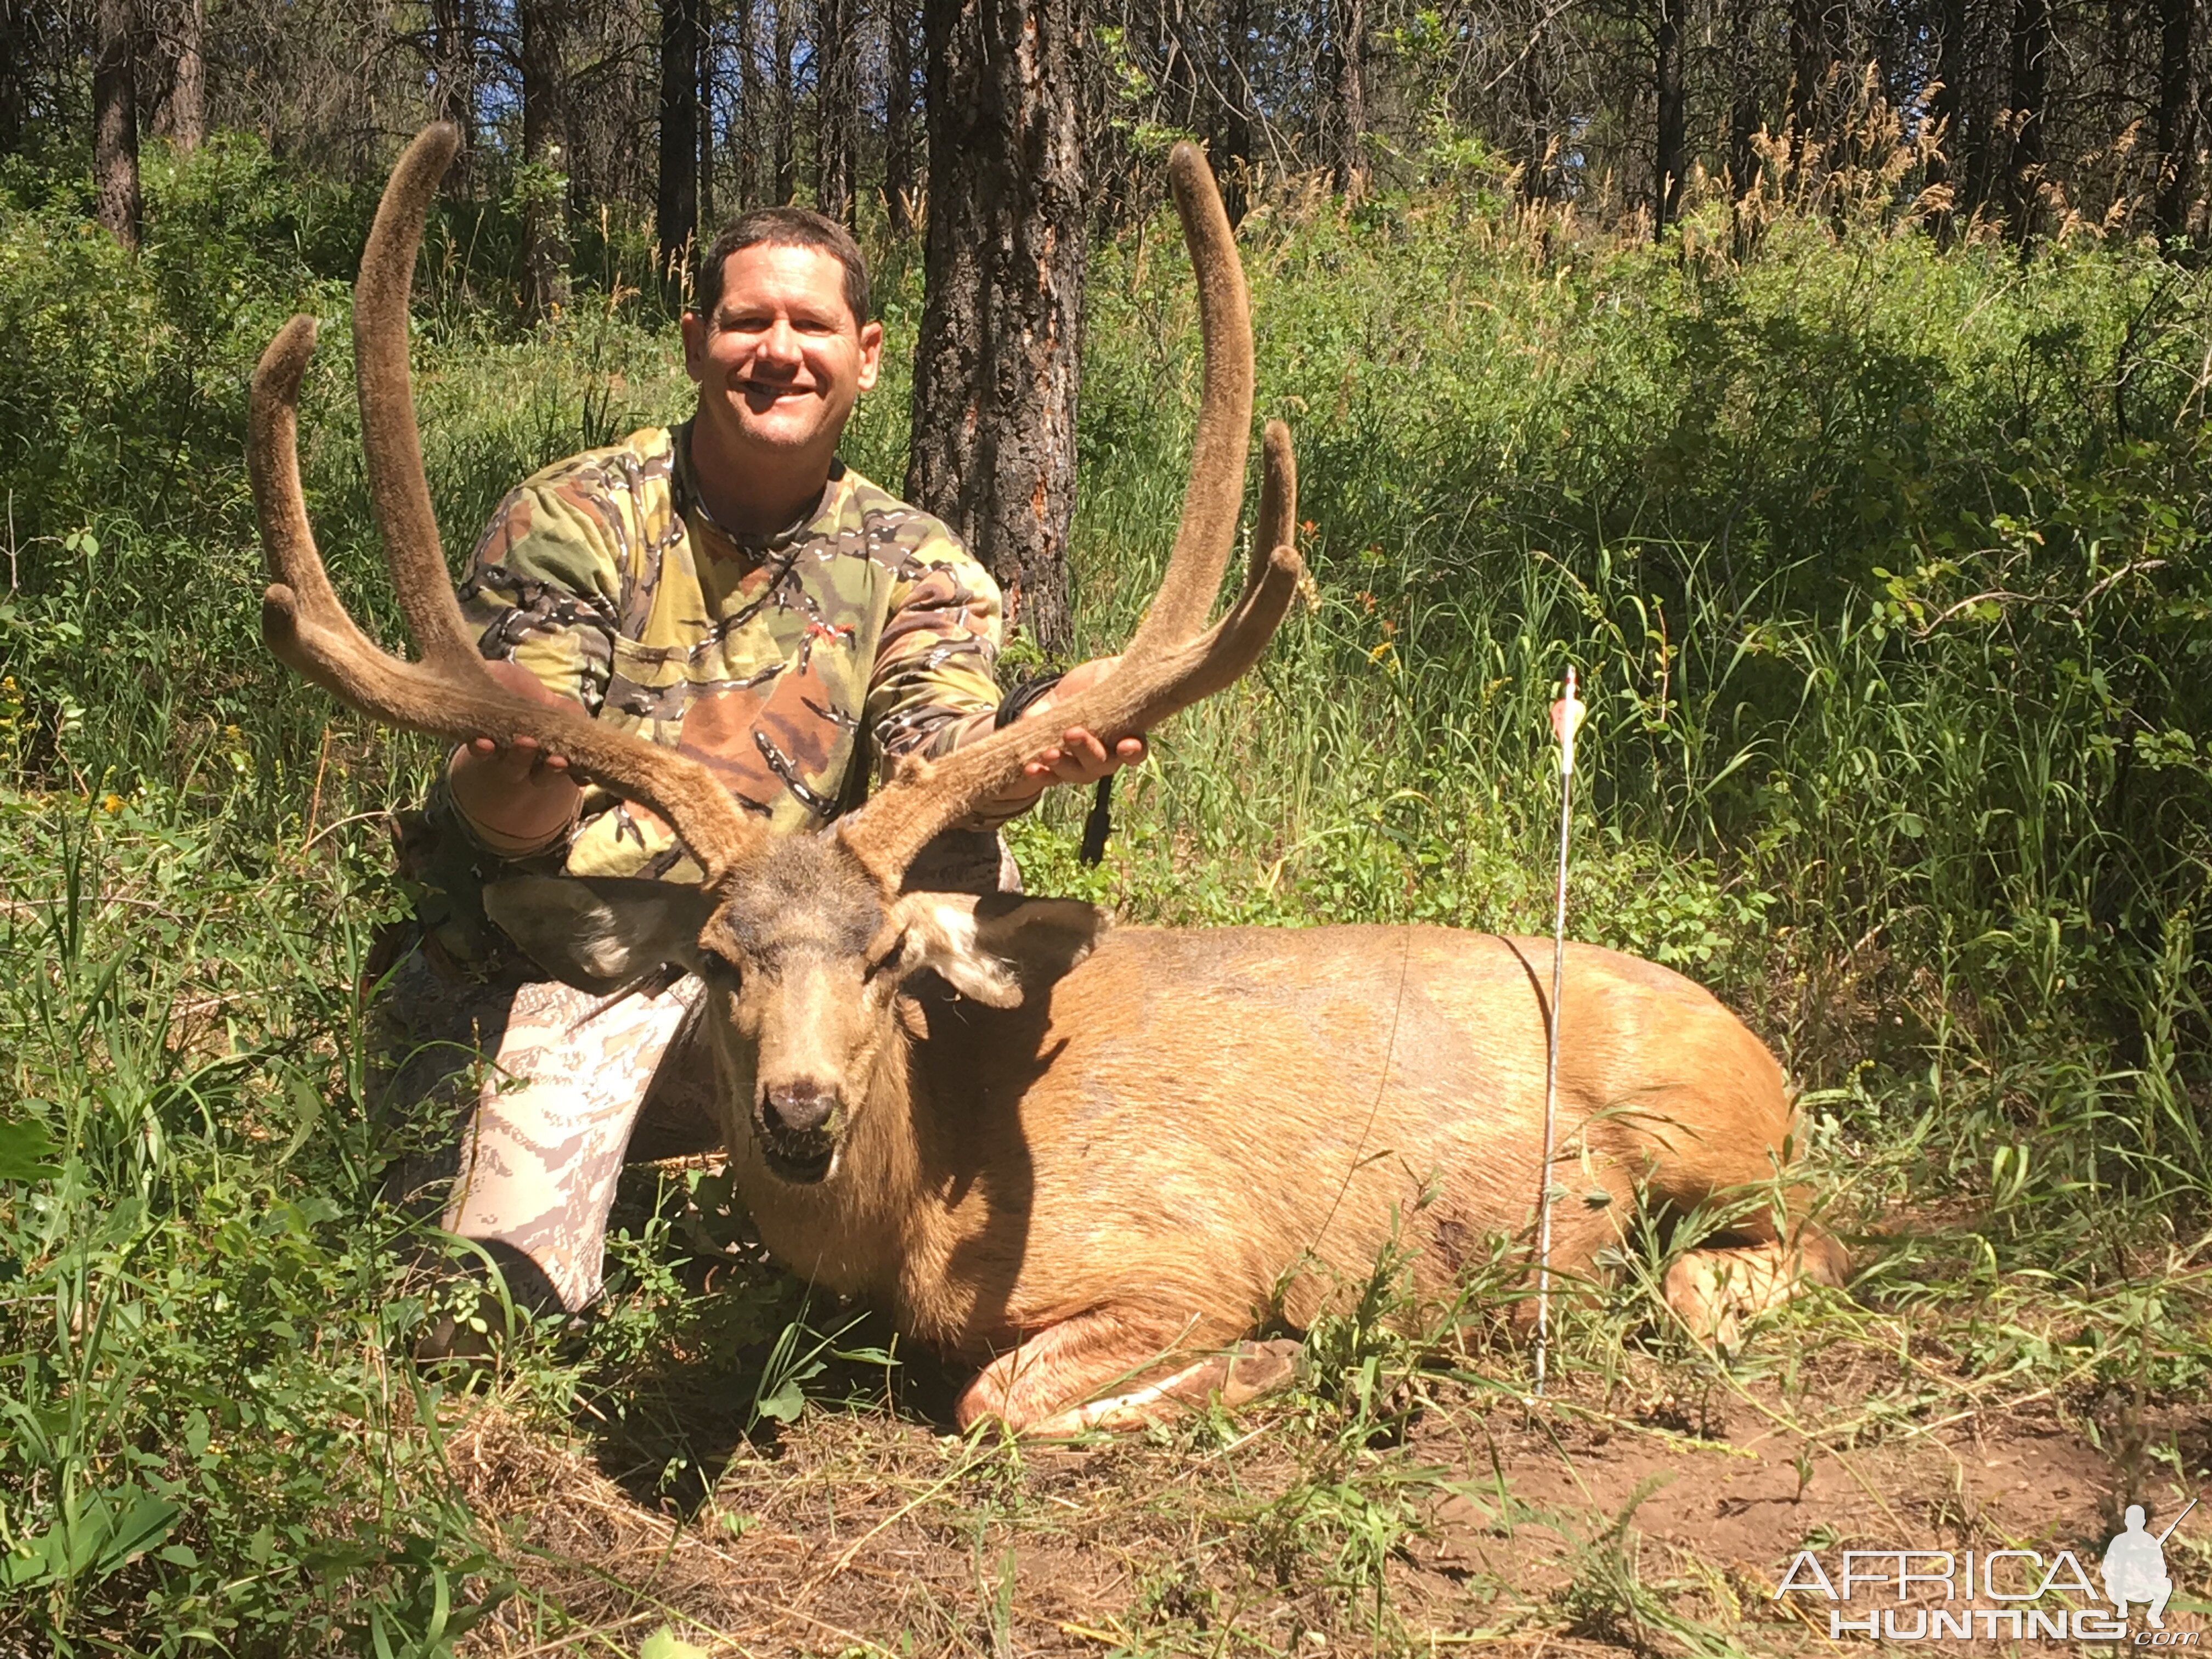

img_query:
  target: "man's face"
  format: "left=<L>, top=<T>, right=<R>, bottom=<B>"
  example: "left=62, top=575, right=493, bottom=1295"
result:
left=683, top=244, right=883, bottom=460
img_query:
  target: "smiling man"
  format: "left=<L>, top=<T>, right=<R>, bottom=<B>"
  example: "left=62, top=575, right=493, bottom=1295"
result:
left=390, top=208, right=1137, bottom=1345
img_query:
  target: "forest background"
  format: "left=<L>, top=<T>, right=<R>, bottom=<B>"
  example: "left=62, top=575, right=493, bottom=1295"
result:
left=2, top=0, right=2212, bottom=1651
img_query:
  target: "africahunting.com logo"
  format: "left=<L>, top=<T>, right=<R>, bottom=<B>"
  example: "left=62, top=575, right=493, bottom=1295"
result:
left=1772, top=1499, right=2200, bottom=1643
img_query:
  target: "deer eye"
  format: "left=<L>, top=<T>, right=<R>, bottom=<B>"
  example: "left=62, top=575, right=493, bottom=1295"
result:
left=864, top=932, right=909, bottom=981
left=698, top=952, right=742, bottom=989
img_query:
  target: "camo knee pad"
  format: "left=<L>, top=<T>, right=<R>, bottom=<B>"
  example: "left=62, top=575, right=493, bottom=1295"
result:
left=441, top=977, right=701, bottom=1312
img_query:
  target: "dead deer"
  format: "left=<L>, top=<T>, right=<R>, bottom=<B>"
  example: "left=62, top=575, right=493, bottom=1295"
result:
left=249, top=125, right=1847, bottom=1436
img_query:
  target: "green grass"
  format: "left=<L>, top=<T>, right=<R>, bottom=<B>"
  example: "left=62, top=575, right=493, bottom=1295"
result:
left=2, top=134, right=2210, bottom=1652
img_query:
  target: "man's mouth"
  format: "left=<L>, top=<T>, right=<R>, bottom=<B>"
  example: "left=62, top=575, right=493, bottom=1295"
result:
left=735, top=379, right=814, bottom=407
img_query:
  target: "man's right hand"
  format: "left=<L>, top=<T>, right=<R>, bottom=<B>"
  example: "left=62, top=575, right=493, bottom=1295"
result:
left=445, top=663, right=585, bottom=853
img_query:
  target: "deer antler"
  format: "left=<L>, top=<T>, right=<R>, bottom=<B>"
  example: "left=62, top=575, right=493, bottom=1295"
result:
left=838, top=144, right=1305, bottom=888
left=249, top=123, right=765, bottom=884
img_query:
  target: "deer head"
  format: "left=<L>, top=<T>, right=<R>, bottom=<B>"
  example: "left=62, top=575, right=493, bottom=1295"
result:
left=249, top=123, right=1302, bottom=1184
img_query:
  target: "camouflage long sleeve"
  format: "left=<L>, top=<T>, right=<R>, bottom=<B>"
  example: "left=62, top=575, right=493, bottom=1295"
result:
left=441, top=424, right=1007, bottom=879
left=865, top=527, right=1006, bottom=779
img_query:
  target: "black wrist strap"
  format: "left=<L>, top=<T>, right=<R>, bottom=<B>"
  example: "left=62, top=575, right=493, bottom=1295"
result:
left=993, top=672, right=1112, bottom=866
left=1080, top=777, right=1113, bottom=867
left=994, top=673, right=1065, bottom=730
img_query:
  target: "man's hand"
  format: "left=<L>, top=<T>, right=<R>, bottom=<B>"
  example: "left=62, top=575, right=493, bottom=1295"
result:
left=445, top=664, right=585, bottom=853
left=1015, top=655, right=1147, bottom=786
left=970, top=655, right=1147, bottom=822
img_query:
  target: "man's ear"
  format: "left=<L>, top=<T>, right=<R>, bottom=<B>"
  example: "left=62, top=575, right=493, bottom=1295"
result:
left=855, top=318, right=884, bottom=392
left=483, top=876, right=715, bottom=992
left=892, top=893, right=1111, bottom=1008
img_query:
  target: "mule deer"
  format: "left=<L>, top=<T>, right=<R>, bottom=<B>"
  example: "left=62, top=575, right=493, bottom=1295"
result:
left=250, top=126, right=1846, bottom=1435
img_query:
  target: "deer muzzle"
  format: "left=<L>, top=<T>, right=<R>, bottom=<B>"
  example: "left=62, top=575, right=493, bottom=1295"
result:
left=756, top=1081, right=842, bottom=1183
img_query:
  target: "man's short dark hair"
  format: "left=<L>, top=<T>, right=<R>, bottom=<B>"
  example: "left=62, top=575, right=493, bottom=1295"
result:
left=692, top=208, right=872, bottom=329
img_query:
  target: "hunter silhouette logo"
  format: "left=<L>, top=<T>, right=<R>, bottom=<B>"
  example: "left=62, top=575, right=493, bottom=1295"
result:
left=1773, top=1497, right=2202, bottom=1641
left=2106, top=1500, right=2193, bottom=1630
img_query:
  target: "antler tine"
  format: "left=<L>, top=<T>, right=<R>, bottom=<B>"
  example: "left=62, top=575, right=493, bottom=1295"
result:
left=839, top=422, right=1304, bottom=886
left=1122, top=141, right=1256, bottom=657
left=352, top=124, right=478, bottom=672
left=837, top=145, right=1280, bottom=889
left=248, top=126, right=766, bottom=884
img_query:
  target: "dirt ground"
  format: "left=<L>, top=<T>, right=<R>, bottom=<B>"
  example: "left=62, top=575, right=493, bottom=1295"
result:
left=446, top=1328, right=2212, bottom=1658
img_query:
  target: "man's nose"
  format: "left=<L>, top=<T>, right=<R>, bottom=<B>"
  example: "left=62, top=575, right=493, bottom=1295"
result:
left=755, top=319, right=802, bottom=364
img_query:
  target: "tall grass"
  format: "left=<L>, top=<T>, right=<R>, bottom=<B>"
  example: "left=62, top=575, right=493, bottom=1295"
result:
left=2, top=134, right=2209, bottom=1649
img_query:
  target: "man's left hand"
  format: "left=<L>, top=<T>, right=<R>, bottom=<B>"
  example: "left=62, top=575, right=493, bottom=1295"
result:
left=969, top=656, right=1146, bottom=822
left=1015, top=656, right=1147, bottom=787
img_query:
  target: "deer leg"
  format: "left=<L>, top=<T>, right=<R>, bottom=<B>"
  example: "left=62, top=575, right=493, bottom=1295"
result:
left=955, top=1314, right=1299, bottom=1436
left=1663, top=1233, right=1847, bottom=1347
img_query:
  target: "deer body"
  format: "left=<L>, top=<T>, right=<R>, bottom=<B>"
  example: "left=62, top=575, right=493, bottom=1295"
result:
left=251, top=125, right=1844, bottom=1436
left=692, top=905, right=1824, bottom=1425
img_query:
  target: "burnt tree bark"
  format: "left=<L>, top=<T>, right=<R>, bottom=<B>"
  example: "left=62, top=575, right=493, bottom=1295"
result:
left=165, top=0, right=206, bottom=152
left=816, top=0, right=858, bottom=222
left=1519, top=17, right=1555, bottom=202
left=736, top=0, right=762, bottom=204
left=429, top=0, right=479, bottom=172
left=1322, top=0, right=1365, bottom=194
left=521, top=0, right=571, bottom=317
left=0, top=0, right=23, bottom=157
left=883, top=0, right=916, bottom=229
left=1724, top=0, right=1762, bottom=200
left=1786, top=0, right=1842, bottom=197
left=2003, top=0, right=2052, bottom=241
left=94, top=0, right=142, bottom=249
left=908, top=0, right=1086, bottom=654
left=2153, top=0, right=2198, bottom=240
left=659, top=0, right=703, bottom=270
left=1214, top=0, right=1251, bottom=225
left=699, top=0, right=717, bottom=228
left=773, top=0, right=798, bottom=202
left=1655, top=0, right=1686, bottom=233
left=1922, top=0, right=1969, bottom=240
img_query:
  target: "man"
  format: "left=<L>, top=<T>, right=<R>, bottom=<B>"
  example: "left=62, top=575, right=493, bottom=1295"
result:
left=387, top=206, right=1137, bottom=1345
left=2103, top=1504, right=2174, bottom=1628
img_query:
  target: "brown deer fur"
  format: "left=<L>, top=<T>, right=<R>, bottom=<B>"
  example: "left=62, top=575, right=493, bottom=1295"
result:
left=250, top=125, right=1846, bottom=1436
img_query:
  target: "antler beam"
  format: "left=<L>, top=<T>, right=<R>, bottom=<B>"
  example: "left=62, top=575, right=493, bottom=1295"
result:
left=837, top=150, right=1305, bottom=893
left=248, top=122, right=765, bottom=883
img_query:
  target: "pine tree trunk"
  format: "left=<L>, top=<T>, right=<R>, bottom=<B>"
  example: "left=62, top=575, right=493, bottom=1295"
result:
left=0, top=1, right=24, bottom=158
left=521, top=0, right=571, bottom=318
left=2002, top=0, right=2051, bottom=241
left=169, top=0, right=206, bottom=153
left=1786, top=0, right=1840, bottom=198
left=699, top=0, right=717, bottom=229
left=94, top=0, right=142, bottom=250
left=430, top=0, right=479, bottom=171
left=736, top=0, right=761, bottom=205
left=1922, top=0, right=1967, bottom=240
left=1215, top=0, right=1250, bottom=225
left=1519, top=19, right=1554, bottom=203
left=2153, top=0, right=2198, bottom=240
left=816, top=0, right=856, bottom=223
left=884, top=0, right=916, bottom=230
left=1655, top=0, right=1686, bottom=233
left=659, top=0, right=703, bottom=272
left=1724, top=0, right=1762, bottom=202
left=1324, top=0, right=1365, bottom=196
left=907, top=0, right=1086, bottom=655
left=773, top=0, right=798, bottom=204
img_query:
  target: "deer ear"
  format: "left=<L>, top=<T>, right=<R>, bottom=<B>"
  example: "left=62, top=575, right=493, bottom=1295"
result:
left=893, top=894, right=1112, bottom=1007
left=482, top=876, right=715, bottom=991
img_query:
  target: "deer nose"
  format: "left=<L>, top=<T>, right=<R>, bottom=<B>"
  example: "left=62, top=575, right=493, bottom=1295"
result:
left=761, top=1084, right=837, bottom=1137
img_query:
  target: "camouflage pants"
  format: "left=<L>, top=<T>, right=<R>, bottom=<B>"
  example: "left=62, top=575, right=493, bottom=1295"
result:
left=379, top=828, right=1017, bottom=1316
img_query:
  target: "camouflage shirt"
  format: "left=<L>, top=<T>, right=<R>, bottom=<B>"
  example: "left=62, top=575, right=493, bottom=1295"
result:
left=453, top=421, right=1005, bottom=884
